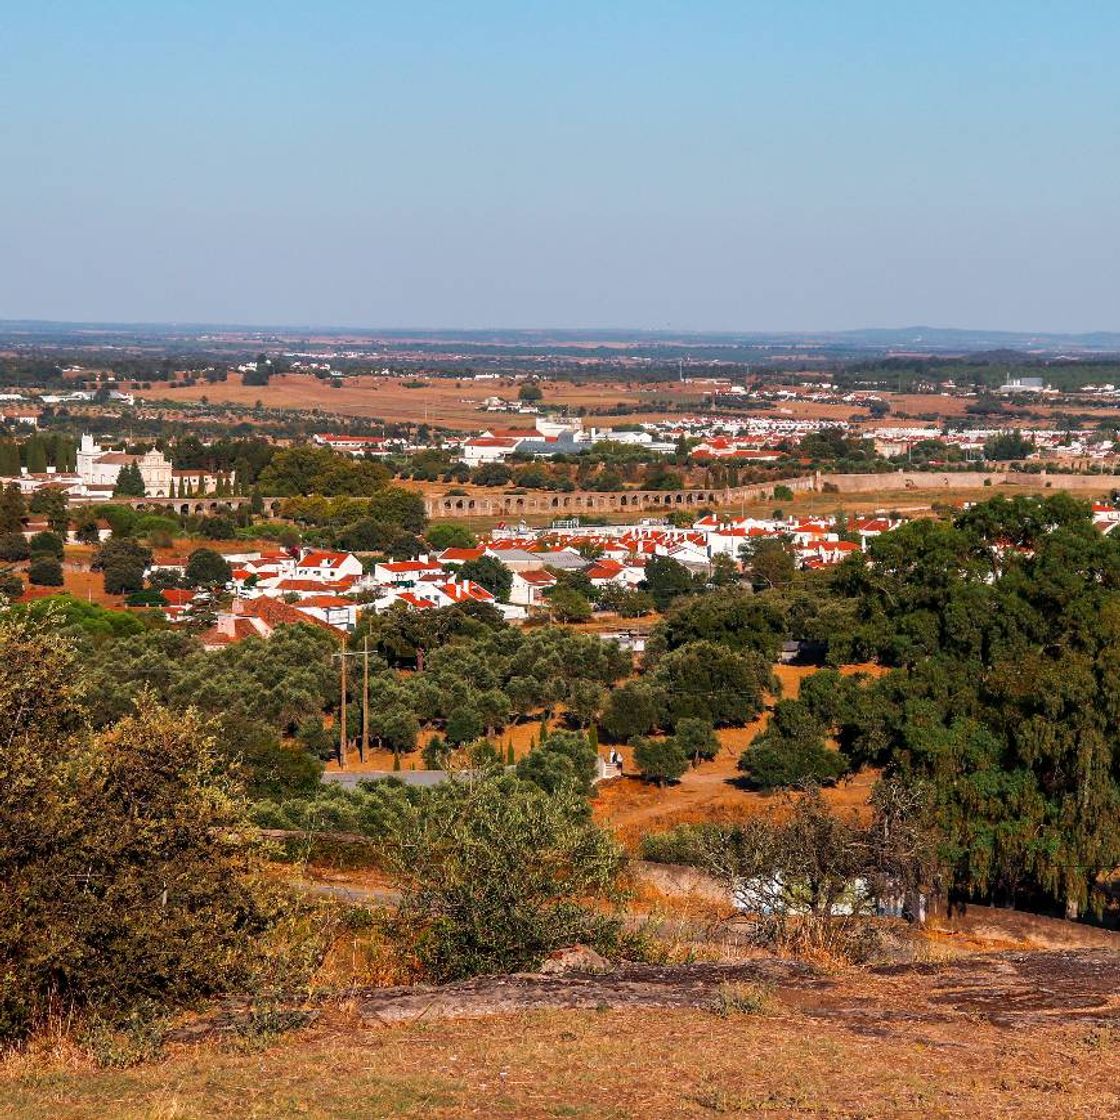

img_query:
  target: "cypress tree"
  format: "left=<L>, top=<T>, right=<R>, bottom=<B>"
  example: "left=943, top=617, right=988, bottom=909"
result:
left=24, top=437, right=47, bottom=474
left=0, top=483, right=25, bottom=533
left=0, top=442, right=20, bottom=477
left=113, top=462, right=145, bottom=498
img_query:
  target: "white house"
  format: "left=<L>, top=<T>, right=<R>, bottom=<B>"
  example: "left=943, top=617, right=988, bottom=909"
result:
left=293, top=549, right=365, bottom=582
left=461, top=436, right=522, bottom=465
left=293, top=595, right=359, bottom=631
left=372, top=559, right=446, bottom=585
left=509, top=569, right=557, bottom=608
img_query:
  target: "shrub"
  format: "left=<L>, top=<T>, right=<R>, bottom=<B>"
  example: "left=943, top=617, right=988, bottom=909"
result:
left=28, top=531, right=64, bottom=559
left=709, top=982, right=773, bottom=1018
left=0, top=533, right=29, bottom=562
left=385, top=773, right=623, bottom=981
left=27, top=555, right=64, bottom=586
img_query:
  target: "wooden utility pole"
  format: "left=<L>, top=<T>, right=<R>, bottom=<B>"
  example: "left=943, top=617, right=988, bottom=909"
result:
left=338, top=646, right=348, bottom=768
left=361, top=634, right=370, bottom=763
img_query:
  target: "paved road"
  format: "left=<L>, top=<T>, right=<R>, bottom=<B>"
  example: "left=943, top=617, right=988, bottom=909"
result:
left=323, top=769, right=452, bottom=789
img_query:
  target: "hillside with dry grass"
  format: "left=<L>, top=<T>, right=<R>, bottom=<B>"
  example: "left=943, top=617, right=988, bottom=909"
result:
left=4, top=929, right=1119, bottom=1119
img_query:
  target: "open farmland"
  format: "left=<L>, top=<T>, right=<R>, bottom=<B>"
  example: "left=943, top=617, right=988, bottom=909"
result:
left=136, top=371, right=1120, bottom=431
left=138, top=372, right=715, bottom=428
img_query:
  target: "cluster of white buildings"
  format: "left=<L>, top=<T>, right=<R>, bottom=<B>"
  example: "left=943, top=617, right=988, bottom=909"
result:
left=177, top=504, right=908, bottom=645
left=312, top=433, right=408, bottom=458
left=457, top=416, right=676, bottom=465
left=192, top=546, right=524, bottom=646
left=1, top=435, right=231, bottom=500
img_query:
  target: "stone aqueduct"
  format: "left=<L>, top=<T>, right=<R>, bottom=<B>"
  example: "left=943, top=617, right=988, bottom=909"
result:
left=66, top=475, right=820, bottom=521
left=66, top=470, right=1120, bottom=523
left=421, top=475, right=819, bottom=520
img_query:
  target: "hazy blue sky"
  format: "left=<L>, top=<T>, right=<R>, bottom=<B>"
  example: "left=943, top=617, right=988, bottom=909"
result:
left=2, top=2, right=1117, bottom=331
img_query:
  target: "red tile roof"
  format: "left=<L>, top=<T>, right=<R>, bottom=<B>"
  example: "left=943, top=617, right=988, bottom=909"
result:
left=297, top=550, right=352, bottom=568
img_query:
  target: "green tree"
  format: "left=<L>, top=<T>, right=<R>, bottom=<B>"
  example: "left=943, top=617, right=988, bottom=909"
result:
left=516, top=729, right=598, bottom=795
left=113, top=462, right=146, bottom=497
left=601, top=681, right=661, bottom=742
left=457, top=555, right=513, bottom=602
left=94, top=537, right=152, bottom=597
left=0, top=617, right=282, bottom=1041
left=641, top=555, right=696, bottom=610
left=566, top=678, right=605, bottom=728
left=741, top=536, right=796, bottom=591
left=425, top=523, right=477, bottom=550
left=376, top=706, right=421, bottom=755
left=632, top=735, right=688, bottom=786
left=0, top=483, right=26, bottom=534
left=445, top=706, right=484, bottom=745
left=28, top=487, right=70, bottom=535
left=983, top=429, right=1034, bottom=461
left=650, top=588, right=787, bottom=659
left=470, top=462, right=513, bottom=487
left=651, top=640, right=772, bottom=730
left=24, top=436, right=48, bottom=474
left=548, top=586, right=592, bottom=622
left=28, top=530, right=63, bottom=560
left=73, top=509, right=102, bottom=545
left=0, top=533, right=29, bottom=562
left=674, top=717, right=719, bottom=764
left=0, top=441, right=20, bottom=476
left=185, top=547, right=232, bottom=587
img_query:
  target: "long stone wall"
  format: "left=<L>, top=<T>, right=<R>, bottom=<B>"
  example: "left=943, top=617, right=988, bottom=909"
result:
left=824, top=471, right=1120, bottom=494
left=422, top=475, right=817, bottom=520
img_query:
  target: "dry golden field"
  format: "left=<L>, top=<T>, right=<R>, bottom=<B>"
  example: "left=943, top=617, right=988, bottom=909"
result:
left=138, top=371, right=1120, bottom=430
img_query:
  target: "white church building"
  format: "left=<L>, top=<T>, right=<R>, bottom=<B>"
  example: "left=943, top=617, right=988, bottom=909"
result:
left=76, top=434, right=173, bottom=497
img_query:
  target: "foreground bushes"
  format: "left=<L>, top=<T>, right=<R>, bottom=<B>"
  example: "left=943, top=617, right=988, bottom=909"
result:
left=0, top=614, right=285, bottom=1042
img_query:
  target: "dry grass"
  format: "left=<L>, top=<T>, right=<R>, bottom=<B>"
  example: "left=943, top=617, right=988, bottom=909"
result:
left=140, top=370, right=1120, bottom=432
left=3, top=998, right=1118, bottom=1119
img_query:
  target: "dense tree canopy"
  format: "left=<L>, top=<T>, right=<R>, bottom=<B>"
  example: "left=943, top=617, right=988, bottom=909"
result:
left=827, top=494, right=1120, bottom=917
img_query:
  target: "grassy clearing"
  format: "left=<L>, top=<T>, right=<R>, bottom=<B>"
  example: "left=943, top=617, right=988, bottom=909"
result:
left=3, top=1002, right=1117, bottom=1119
